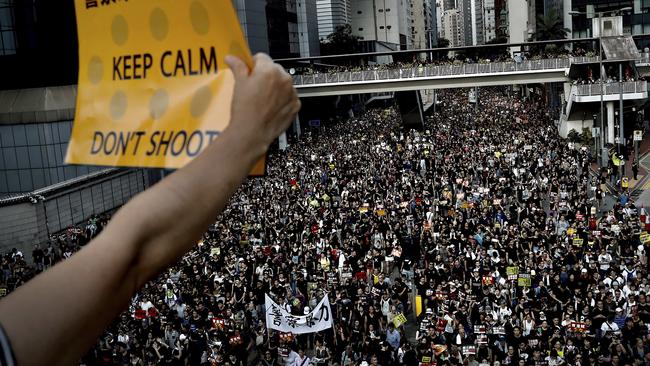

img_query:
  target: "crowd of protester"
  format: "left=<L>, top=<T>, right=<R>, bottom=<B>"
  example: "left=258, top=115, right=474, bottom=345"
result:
left=288, top=47, right=602, bottom=77
left=1, top=87, right=649, bottom=365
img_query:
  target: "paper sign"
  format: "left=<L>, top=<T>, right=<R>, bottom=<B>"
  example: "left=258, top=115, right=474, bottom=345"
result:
left=573, top=238, right=584, bottom=246
left=68, top=0, right=265, bottom=174
left=265, top=294, right=333, bottom=334
left=640, top=233, right=650, bottom=243
left=568, top=321, right=587, bottom=333
left=393, top=313, right=408, bottom=328
left=462, top=345, right=477, bottom=355
left=506, top=266, right=519, bottom=280
left=518, top=274, right=531, bottom=287
left=634, top=130, right=643, bottom=141
left=482, top=276, right=494, bottom=285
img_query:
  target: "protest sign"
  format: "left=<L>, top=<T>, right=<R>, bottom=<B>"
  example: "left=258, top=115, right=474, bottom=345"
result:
left=393, top=313, right=408, bottom=328
left=265, top=294, right=333, bottom=334
left=68, top=0, right=265, bottom=174
left=506, top=266, right=519, bottom=280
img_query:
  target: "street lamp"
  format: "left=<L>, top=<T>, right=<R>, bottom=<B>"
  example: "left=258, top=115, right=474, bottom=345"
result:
left=568, top=6, right=632, bottom=168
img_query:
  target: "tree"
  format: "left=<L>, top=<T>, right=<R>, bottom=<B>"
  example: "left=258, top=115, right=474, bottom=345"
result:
left=436, top=38, right=450, bottom=48
left=431, top=38, right=450, bottom=60
left=534, top=10, right=569, bottom=41
left=320, top=24, right=361, bottom=56
left=458, top=36, right=509, bottom=60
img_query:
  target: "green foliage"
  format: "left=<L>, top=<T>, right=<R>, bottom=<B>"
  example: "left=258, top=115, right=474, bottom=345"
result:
left=459, top=36, right=509, bottom=60
left=430, top=38, right=451, bottom=60
left=567, top=129, right=581, bottom=143
left=534, top=10, right=569, bottom=41
left=320, top=24, right=361, bottom=56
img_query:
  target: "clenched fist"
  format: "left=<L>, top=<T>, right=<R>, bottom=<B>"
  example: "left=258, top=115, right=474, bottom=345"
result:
left=225, top=53, right=301, bottom=158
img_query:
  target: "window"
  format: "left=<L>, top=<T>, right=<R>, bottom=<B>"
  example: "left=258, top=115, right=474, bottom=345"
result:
left=379, top=8, right=383, bottom=12
left=379, top=26, right=385, bottom=29
left=357, top=10, right=362, bottom=14
left=0, top=0, right=17, bottom=55
left=386, top=8, right=391, bottom=12
left=358, top=28, right=364, bottom=31
left=387, top=25, right=392, bottom=29
left=604, top=20, right=613, bottom=32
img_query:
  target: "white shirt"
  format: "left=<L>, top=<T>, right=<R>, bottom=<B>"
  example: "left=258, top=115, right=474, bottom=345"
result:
left=600, top=321, right=620, bottom=335
left=598, top=253, right=612, bottom=270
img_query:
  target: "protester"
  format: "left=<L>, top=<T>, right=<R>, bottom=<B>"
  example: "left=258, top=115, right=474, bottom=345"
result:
left=1, top=86, right=648, bottom=365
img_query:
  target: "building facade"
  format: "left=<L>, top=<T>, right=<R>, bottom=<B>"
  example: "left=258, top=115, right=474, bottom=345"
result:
left=412, top=0, right=438, bottom=49
left=507, top=0, right=534, bottom=50
left=569, top=0, right=650, bottom=42
left=442, top=8, right=464, bottom=46
left=297, top=0, right=321, bottom=56
left=316, top=0, right=352, bottom=40
left=233, top=0, right=271, bottom=54
left=483, top=0, right=497, bottom=42
left=235, top=0, right=320, bottom=58
left=351, top=0, right=414, bottom=50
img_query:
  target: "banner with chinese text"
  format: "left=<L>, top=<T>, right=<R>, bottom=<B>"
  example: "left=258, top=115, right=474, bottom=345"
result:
left=265, top=294, right=333, bottom=334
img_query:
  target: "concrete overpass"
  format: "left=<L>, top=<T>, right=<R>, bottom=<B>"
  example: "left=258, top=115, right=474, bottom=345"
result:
left=292, top=58, right=571, bottom=97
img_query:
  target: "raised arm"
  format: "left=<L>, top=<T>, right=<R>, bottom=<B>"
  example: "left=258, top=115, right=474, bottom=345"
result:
left=0, top=53, right=300, bottom=366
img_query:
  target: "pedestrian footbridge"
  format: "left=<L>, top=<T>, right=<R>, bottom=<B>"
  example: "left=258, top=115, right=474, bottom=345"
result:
left=292, top=58, right=572, bottom=97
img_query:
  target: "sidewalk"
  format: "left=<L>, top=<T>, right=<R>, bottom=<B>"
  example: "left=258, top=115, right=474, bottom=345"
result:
left=591, top=137, right=650, bottom=192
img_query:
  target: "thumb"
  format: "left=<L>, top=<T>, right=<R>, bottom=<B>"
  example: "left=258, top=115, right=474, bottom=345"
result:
left=225, top=55, right=249, bottom=81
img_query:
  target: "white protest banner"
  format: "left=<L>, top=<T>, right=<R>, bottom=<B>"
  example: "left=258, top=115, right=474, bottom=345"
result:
left=265, top=294, right=333, bottom=334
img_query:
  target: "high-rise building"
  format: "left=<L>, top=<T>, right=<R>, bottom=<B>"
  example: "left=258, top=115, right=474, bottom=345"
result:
left=234, top=0, right=319, bottom=58
left=507, top=0, right=535, bottom=51
left=297, top=0, right=321, bottom=56
left=351, top=0, right=414, bottom=50
left=442, top=8, right=463, bottom=46
left=430, top=0, right=439, bottom=46
left=467, top=0, right=485, bottom=45
left=436, top=0, right=444, bottom=41
left=483, top=0, right=497, bottom=42
left=494, top=0, right=508, bottom=38
left=316, top=0, right=352, bottom=40
left=413, top=0, right=437, bottom=48
left=568, top=0, right=650, bottom=44
left=233, top=0, right=270, bottom=54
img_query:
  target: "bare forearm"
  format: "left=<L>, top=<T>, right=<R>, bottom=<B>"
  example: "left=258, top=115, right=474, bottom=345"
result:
left=123, top=127, right=263, bottom=288
left=0, top=129, right=262, bottom=366
left=0, top=53, right=298, bottom=366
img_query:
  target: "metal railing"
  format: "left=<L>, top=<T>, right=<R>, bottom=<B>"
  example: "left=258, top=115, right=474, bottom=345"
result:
left=639, top=52, right=650, bottom=64
left=291, top=52, right=650, bottom=87
left=569, top=53, right=650, bottom=64
left=570, top=56, right=601, bottom=64
left=292, top=58, right=571, bottom=86
left=575, top=81, right=647, bottom=96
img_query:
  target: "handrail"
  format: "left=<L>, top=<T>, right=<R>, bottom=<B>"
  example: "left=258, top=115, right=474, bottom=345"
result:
left=574, top=81, right=647, bottom=96
left=291, top=53, right=650, bottom=87
left=292, top=58, right=571, bottom=86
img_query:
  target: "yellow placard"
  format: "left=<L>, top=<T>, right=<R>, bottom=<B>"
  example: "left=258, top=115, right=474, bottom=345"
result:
left=393, top=313, right=408, bottom=327
left=573, top=238, right=584, bottom=246
left=640, top=232, right=650, bottom=243
left=415, top=295, right=422, bottom=317
left=67, top=0, right=265, bottom=174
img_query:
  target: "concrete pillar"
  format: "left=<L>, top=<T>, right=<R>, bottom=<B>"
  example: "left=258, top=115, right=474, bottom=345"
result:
left=607, top=101, right=615, bottom=144
left=293, top=115, right=301, bottom=139
left=279, top=132, right=287, bottom=151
